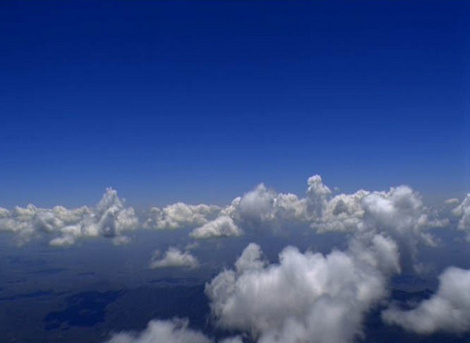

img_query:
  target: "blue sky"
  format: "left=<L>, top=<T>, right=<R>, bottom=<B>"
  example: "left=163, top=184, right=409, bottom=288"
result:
left=0, top=0, right=469, bottom=208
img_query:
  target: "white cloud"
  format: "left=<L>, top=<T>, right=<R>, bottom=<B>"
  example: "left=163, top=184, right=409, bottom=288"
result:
left=219, top=337, right=243, bottom=343
left=105, top=318, right=212, bottom=343
left=190, top=216, right=242, bottom=239
left=359, top=186, right=437, bottom=270
left=144, top=203, right=221, bottom=230
left=383, top=266, right=470, bottom=334
left=314, top=190, right=369, bottom=233
left=150, top=247, right=199, bottom=269
left=227, top=184, right=309, bottom=227
left=452, top=194, right=470, bottom=241
left=445, top=198, right=460, bottom=205
left=206, top=235, right=399, bottom=343
left=0, top=188, right=138, bottom=246
left=104, top=318, right=243, bottom=343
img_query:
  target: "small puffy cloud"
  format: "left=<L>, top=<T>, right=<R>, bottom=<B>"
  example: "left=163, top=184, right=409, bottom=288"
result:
left=383, top=267, right=470, bottom=334
left=105, top=318, right=212, bottom=343
left=112, top=236, right=132, bottom=246
left=49, top=234, right=76, bottom=247
left=445, top=198, right=460, bottom=205
left=219, top=337, right=243, bottom=343
left=205, top=236, right=399, bottom=343
left=150, top=247, right=199, bottom=269
left=104, top=318, right=243, bottom=343
left=190, top=216, right=242, bottom=239
left=144, top=203, right=221, bottom=230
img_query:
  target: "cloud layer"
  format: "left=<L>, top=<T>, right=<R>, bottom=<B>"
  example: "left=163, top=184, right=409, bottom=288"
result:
left=0, top=174, right=461, bottom=248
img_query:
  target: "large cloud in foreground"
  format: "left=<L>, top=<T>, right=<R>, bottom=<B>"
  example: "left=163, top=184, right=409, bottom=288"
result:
left=205, top=235, right=400, bottom=343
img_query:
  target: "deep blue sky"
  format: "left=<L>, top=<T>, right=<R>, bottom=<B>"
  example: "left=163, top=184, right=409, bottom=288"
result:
left=0, top=1, right=469, bottom=208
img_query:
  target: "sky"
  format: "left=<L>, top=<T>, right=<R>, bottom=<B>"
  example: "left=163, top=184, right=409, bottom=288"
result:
left=3, top=3, right=470, bottom=341
left=1, top=1, right=469, bottom=208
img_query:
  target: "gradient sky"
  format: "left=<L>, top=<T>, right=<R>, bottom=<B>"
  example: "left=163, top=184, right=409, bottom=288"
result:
left=1, top=0, right=469, bottom=208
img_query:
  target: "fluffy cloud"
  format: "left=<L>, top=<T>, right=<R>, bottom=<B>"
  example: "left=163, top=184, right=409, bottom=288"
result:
left=314, top=190, right=369, bottom=233
left=105, top=318, right=243, bottom=343
left=206, top=235, right=400, bottom=343
left=0, top=174, right=451, bottom=256
left=190, top=216, right=242, bottom=239
left=105, top=318, right=212, bottom=343
left=452, top=194, right=470, bottom=241
left=0, top=188, right=138, bottom=246
left=383, top=266, right=470, bottom=334
left=144, top=203, right=221, bottom=230
left=227, top=183, right=309, bottom=226
left=150, top=247, right=199, bottom=269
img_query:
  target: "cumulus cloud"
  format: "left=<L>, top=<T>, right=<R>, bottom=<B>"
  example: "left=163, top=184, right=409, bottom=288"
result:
left=383, top=266, right=470, bottom=334
left=452, top=194, right=470, bottom=241
left=314, top=189, right=369, bottom=233
left=225, top=183, right=309, bottom=228
left=206, top=235, right=400, bottom=343
left=105, top=318, right=243, bottom=343
left=150, top=247, right=199, bottom=269
left=190, top=216, right=242, bottom=239
left=144, top=203, right=221, bottom=230
left=0, top=173, right=452, bottom=260
left=106, top=318, right=212, bottom=343
left=0, top=188, right=138, bottom=246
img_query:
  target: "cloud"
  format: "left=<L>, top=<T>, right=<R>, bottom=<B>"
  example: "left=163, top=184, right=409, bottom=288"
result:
left=314, top=189, right=369, bottom=233
left=150, top=247, right=199, bottom=269
left=452, top=194, right=470, bottom=241
left=382, top=266, right=470, bottom=334
left=205, top=235, right=400, bottom=343
left=105, top=318, right=243, bottom=343
left=190, top=216, right=242, bottom=239
left=219, top=337, right=243, bottom=343
left=445, top=198, right=460, bottom=205
left=226, top=183, right=309, bottom=227
left=0, top=188, right=138, bottom=246
left=0, top=174, right=451, bottom=257
left=105, top=318, right=212, bottom=343
left=144, top=203, right=221, bottom=230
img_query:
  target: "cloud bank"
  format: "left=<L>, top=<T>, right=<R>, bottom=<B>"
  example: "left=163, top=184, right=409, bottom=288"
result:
left=0, top=173, right=459, bottom=255
left=0, top=188, right=138, bottom=246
